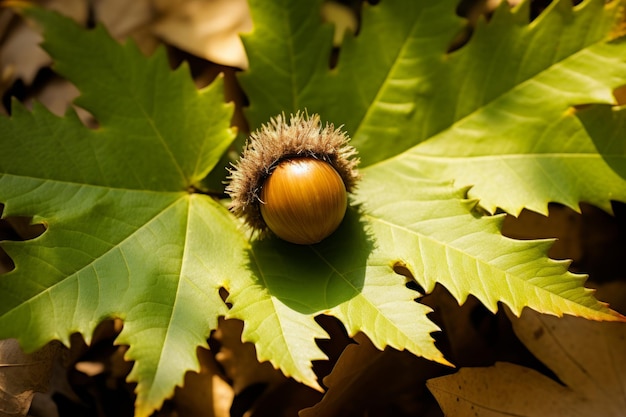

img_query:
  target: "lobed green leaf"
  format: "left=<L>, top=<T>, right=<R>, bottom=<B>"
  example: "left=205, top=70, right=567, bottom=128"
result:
left=357, top=158, right=623, bottom=321
left=0, top=8, right=242, bottom=416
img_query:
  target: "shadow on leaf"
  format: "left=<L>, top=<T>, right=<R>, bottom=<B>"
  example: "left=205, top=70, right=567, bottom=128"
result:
left=246, top=206, right=374, bottom=314
left=577, top=103, right=626, bottom=181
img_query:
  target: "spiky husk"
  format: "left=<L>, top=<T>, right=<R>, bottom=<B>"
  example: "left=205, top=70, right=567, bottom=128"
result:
left=226, top=111, right=360, bottom=231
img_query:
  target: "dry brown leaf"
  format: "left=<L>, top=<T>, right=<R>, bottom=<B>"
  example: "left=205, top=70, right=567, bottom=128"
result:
left=92, top=0, right=160, bottom=56
left=38, top=0, right=88, bottom=22
left=301, top=333, right=444, bottom=417
left=427, top=309, right=626, bottom=417
left=510, top=309, right=626, bottom=415
left=0, top=12, right=50, bottom=88
left=0, top=0, right=87, bottom=90
left=422, top=286, right=498, bottom=365
left=151, top=0, right=252, bottom=68
left=0, top=340, right=61, bottom=417
left=427, top=361, right=590, bottom=417
left=92, top=0, right=153, bottom=39
left=24, top=77, right=78, bottom=115
left=213, top=318, right=285, bottom=395
left=172, top=347, right=233, bottom=417
left=28, top=346, right=79, bottom=417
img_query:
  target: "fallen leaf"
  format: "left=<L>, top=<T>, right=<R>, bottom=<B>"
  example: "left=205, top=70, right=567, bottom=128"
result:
left=74, top=361, right=105, bottom=377
left=173, top=347, right=234, bottom=417
left=428, top=361, right=590, bottom=417
left=301, top=333, right=444, bottom=417
left=0, top=11, right=50, bottom=89
left=24, top=77, right=77, bottom=114
left=28, top=346, right=79, bottom=417
left=92, top=0, right=153, bottom=39
left=0, top=0, right=87, bottom=96
left=0, top=340, right=61, bottom=417
left=24, top=77, right=96, bottom=127
left=152, top=0, right=252, bottom=68
left=214, top=318, right=285, bottom=395
left=92, top=0, right=160, bottom=55
left=509, top=309, right=626, bottom=415
left=427, top=309, right=626, bottom=416
left=38, top=0, right=88, bottom=22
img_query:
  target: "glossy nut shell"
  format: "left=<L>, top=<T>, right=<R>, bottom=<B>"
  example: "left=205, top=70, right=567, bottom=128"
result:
left=260, top=157, right=347, bottom=245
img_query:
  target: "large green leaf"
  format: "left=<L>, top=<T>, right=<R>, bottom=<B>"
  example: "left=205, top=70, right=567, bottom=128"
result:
left=357, top=158, right=616, bottom=320
left=0, top=8, right=243, bottom=416
left=407, top=0, right=626, bottom=215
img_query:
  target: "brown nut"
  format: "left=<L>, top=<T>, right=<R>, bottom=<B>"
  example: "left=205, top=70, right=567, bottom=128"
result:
left=260, top=157, right=347, bottom=244
left=226, top=111, right=359, bottom=244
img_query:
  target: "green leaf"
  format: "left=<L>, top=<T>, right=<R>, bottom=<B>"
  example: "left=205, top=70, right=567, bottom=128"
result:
left=577, top=103, right=626, bottom=183
left=407, top=0, right=626, bottom=215
left=357, top=157, right=619, bottom=321
left=238, top=0, right=335, bottom=130
left=0, top=8, right=242, bottom=416
left=311, top=0, right=464, bottom=164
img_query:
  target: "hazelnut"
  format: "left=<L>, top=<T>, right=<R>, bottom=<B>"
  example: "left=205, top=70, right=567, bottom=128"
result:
left=226, top=112, right=359, bottom=244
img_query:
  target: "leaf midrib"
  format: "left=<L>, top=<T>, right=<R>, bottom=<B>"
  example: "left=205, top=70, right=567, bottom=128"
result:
left=353, top=5, right=428, bottom=141
left=0, top=173, right=187, bottom=194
